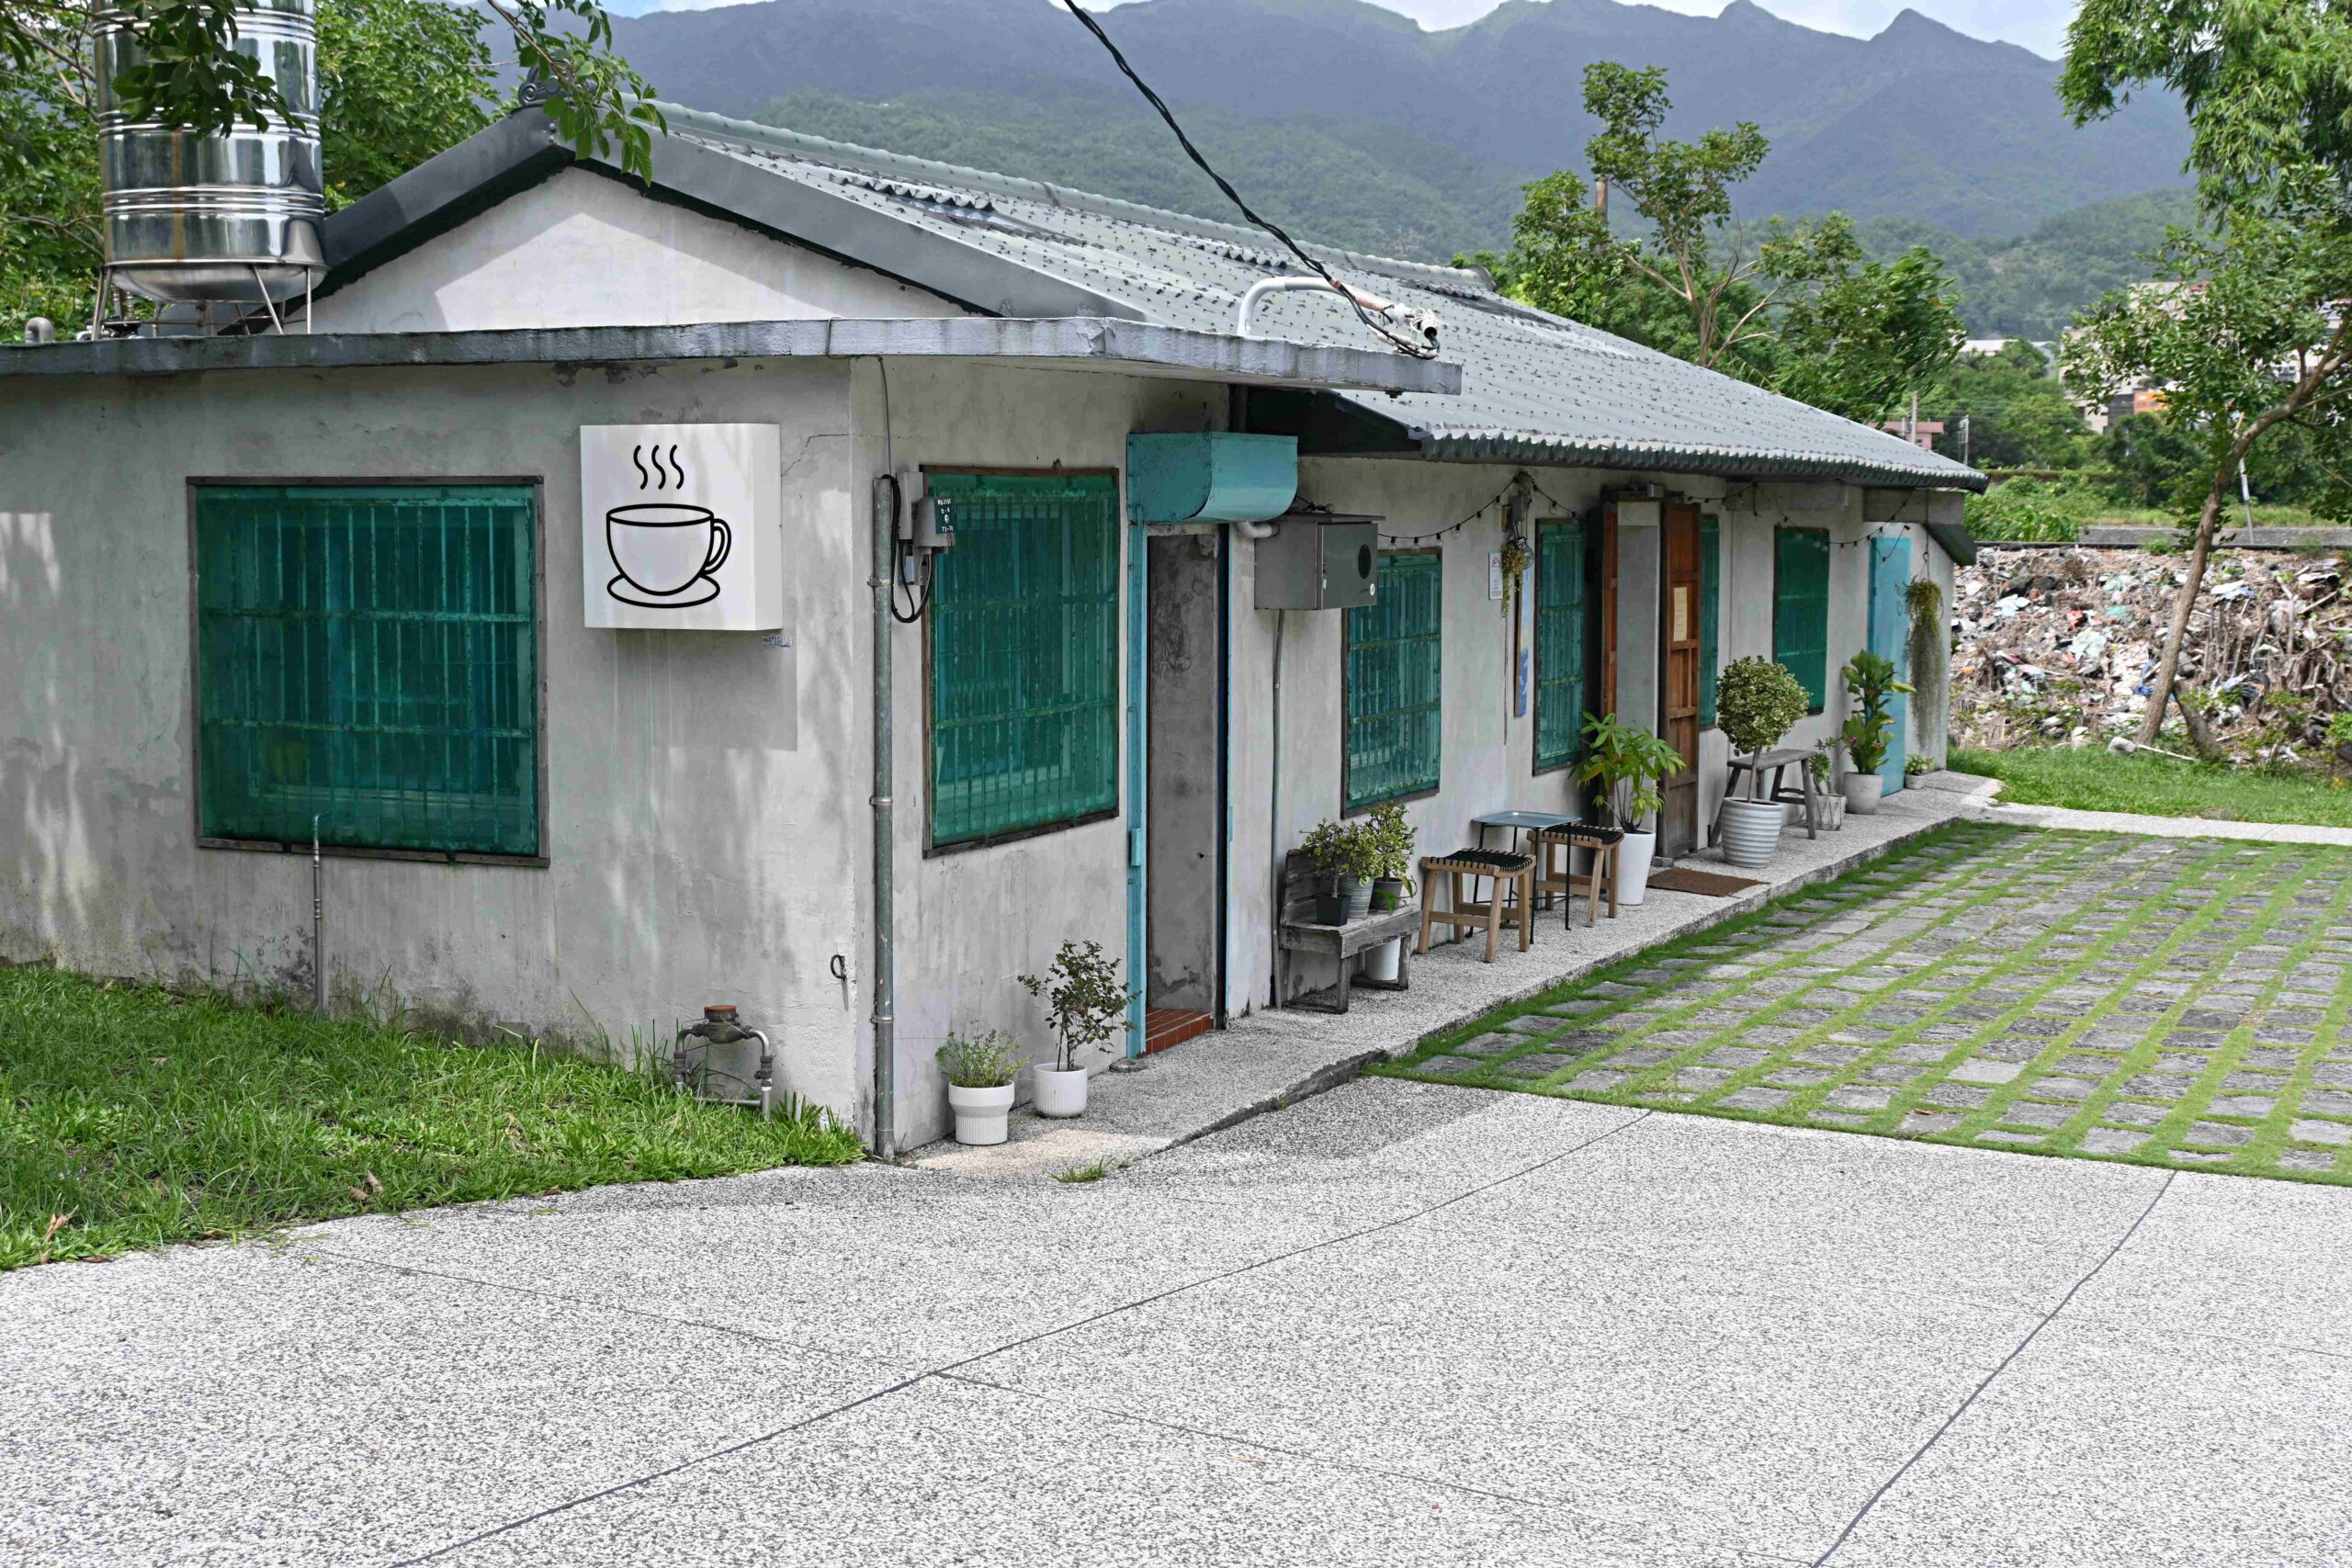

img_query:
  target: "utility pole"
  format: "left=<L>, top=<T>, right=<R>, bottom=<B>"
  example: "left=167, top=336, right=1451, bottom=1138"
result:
left=1959, top=413, right=1971, bottom=468
left=1905, top=390, right=1918, bottom=444
left=2238, top=458, right=2256, bottom=529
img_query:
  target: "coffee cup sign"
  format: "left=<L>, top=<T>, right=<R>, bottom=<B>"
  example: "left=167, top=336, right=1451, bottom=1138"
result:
left=581, top=424, right=782, bottom=630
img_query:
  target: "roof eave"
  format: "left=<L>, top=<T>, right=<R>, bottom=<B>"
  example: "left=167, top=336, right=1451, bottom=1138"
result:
left=1407, top=431, right=1990, bottom=492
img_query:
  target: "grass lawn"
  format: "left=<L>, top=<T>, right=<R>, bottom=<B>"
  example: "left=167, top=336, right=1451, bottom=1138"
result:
left=1952, top=744, right=2352, bottom=830
left=1376, top=822, right=2352, bottom=1185
left=0, top=968, right=864, bottom=1269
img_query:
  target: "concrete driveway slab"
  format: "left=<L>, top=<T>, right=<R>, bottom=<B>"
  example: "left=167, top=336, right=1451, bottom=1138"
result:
left=298, top=1165, right=1352, bottom=1374
left=965, top=1215, right=2037, bottom=1562
left=1826, top=1318, right=2352, bottom=1568
left=1444, top=1111, right=2166, bottom=1315
left=0, top=1242, right=901, bottom=1568
left=2064, top=1168, right=2352, bottom=1356
left=1119, top=1077, right=1645, bottom=1224
left=434, top=1373, right=1788, bottom=1568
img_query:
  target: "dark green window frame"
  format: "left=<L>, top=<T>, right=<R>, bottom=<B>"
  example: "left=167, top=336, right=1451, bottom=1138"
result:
left=1532, top=518, right=1589, bottom=773
left=193, top=480, right=543, bottom=861
left=1344, top=549, right=1442, bottom=812
left=1699, top=514, right=1722, bottom=728
left=1772, top=525, right=1832, bottom=714
left=925, top=469, right=1121, bottom=851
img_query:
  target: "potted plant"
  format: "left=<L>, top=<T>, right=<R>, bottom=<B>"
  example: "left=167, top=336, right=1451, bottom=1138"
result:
left=936, top=1030, right=1023, bottom=1146
left=1716, top=657, right=1811, bottom=868
left=1839, top=649, right=1916, bottom=816
left=1805, top=747, right=1847, bottom=830
left=1573, top=711, right=1683, bottom=905
left=1018, top=940, right=1134, bottom=1118
left=1302, top=817, right=1381, bottom=923
left=1363, top=799, right=1416, bottom=982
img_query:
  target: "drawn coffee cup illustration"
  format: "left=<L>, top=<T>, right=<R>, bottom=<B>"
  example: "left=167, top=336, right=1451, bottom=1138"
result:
left=606, top=444, right=729, bottom=607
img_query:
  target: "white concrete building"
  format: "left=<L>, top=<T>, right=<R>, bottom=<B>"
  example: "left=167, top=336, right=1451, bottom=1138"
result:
left=0, top=106, right=1981, bottom=1150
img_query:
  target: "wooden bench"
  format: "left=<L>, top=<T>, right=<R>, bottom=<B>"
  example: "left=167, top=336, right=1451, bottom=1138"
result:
left=1275, top=851, right=1417, bottom=1014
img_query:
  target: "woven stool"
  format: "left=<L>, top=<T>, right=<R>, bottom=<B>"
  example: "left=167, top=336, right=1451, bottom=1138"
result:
left=1417, top=849, right=1536, bottom=963
left=1532, top=825, right=1623, bottom=928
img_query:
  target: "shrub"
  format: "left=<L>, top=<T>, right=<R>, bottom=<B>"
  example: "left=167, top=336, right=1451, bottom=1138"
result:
left=1363, top=799, right=1418, bottom=886
left=1574, top=711, right=1685, bottom=831
left=936, top=1030, right=1023, bottom=1089
left=1717, top=659, right=1811, bottom=789
left=1302, top=817, right=1382, bottom=881
left=1841, top=649, right=1916, bottom=775
left=1017, top=941, right=1133, bottom=1073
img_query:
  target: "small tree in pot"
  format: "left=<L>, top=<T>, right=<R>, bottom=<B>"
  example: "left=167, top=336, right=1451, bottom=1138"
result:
left=1574, top=711, right=1685, bottom=904
left=937, top=1031, right=1024, bottom=1146
left=1018, top=940, right=1134, bottom=1119
left=1716, top=658, right=1810, bottom=867
left=1363, top=799, right=1418, bottom=980
left=1839, top=649, right=1915, bottom=815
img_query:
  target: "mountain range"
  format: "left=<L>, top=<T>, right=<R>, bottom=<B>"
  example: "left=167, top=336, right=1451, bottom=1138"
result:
left=603, top=0, right=2198, bottom=333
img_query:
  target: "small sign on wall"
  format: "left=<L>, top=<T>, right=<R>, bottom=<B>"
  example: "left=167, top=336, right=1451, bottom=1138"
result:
left=581, top=423, right=782, bottom=630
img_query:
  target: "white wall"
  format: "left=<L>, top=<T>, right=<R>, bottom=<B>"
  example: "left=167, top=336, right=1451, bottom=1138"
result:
left=846, top=358, right=1224, bottom=1145
left=313, top=167, right=967, bottom=334
left=0, top=357, right=870, bottom=1120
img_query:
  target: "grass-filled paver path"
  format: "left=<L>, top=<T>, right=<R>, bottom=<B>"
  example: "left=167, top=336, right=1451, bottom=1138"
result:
left=1378, top=821, right=2352, bottom=1184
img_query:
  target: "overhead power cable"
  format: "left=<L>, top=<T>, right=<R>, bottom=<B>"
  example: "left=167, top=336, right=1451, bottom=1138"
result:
left=1056, top=0, right=1439, bottom=361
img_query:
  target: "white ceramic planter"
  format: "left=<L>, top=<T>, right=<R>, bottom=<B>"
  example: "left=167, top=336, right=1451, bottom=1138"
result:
left=1842, top=773, right=1885, bottom=816
left=1615, top=829, right=1657, bottom=906
left=1032, top=1065, right=1088, bottom=1119
left=1364, top=938, right=1403, bottom=984
left=946, top=1081, right=1016, bottom=1145
left=1719, top=798, right=1783, bottom=868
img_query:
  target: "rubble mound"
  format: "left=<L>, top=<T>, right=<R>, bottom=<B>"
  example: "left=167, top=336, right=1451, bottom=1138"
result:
left=1952, top=545, right=2350, bottom=767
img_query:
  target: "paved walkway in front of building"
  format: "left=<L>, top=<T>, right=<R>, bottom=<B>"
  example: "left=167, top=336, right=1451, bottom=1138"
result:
left=9, top=1078, right=2347, bottom=1566
left=1964, top=795, right=2352, bottom=846
left=918, top=784, right=1977, bottom=1177
left=1385, top=821, right=2352, bottom=1185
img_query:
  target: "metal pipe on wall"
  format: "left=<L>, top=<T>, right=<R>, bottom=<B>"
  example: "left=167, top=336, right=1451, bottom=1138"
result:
left=869, top=415, right=899, bottom=1160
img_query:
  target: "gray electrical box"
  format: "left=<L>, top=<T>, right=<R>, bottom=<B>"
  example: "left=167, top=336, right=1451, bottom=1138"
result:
left=1252, top=515, right=1382, bottom=611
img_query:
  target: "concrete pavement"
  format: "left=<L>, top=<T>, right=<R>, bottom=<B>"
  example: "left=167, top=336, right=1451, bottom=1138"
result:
left=6, top=1077, right=2347, bottom=1566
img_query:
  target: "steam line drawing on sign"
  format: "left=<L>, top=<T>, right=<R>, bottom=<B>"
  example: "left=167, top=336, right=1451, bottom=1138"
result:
left=606, top=442, right=731, bottom=608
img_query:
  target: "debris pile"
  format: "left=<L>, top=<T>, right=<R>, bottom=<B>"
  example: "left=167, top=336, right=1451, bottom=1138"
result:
left=1951, top=545, right=2352, bottom=768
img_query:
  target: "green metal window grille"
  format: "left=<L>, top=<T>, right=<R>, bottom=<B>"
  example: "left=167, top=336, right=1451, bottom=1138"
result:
left=1345, top=551, right=1442, bottom=810
left=1699, top=514, right=1721, bottom=728
left=1773, top=525, right=1832, bottom=713
left=927, top=471, right=1120, bottom=846
left=1533, top=520, right=1588, bottom=771
left=195, top=484, right=539, bottom=857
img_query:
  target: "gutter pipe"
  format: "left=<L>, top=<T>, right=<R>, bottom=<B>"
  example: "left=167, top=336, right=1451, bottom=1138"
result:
left=869, top=466, right=897, bottom=1161
left=1235, top=276, right=1440, bottom=354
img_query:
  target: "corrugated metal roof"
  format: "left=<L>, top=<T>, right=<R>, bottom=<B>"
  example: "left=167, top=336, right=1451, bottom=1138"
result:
left=649, top=103, right=1985, bottom=492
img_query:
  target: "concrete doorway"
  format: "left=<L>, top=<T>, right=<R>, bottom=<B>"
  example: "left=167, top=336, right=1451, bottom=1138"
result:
left=1144, top=531, right=1225, bottom=1050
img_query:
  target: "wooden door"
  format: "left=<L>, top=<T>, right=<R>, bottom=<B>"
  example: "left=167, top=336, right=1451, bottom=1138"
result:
left=1659, top=503, right=1702, bottom=855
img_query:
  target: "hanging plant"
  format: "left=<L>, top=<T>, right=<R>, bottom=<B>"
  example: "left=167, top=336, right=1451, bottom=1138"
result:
left=1904, top=577, right=1946, bottom=751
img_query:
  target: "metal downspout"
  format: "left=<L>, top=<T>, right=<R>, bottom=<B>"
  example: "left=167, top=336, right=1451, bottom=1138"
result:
left=870, top=458, right=897, bottom=1160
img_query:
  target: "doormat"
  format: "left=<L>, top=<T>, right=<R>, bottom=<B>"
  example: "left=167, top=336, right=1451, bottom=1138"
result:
left=1646, top=868, right=1765, bottom=897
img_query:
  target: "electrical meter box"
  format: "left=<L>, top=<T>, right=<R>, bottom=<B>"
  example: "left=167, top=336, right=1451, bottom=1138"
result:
left=1252, top=516, right=1382, bottom=611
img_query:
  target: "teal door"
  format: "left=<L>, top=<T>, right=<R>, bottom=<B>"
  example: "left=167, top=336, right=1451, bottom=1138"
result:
left=1867, top=536, right=1911, bottom=792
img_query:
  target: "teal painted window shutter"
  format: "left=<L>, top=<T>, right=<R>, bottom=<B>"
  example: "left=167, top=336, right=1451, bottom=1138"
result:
left=1533, top=519, right=1587, bottom=771
left=1772, top=526, right=1832, bottom=713
left=1345, top=551, right=1442, bottom=809
left=194, top=483, right=539, bottom=857
left=1698, top=514, right=1721, bottom=728
left=928, top=471, right=1121, bottom=846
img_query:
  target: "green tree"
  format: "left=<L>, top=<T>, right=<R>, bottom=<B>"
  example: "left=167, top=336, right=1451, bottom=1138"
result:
left=2062, top=0, right=2352, bottom=745
left=316, top=0, right=493, bottom=209
left=1923, top=342, right=2094, bottom=471
left=3, top=0, right=656, bottom=173
left=4, top=0, right=526, bottom=336
left=1499, top=62, right=1962, bottom=424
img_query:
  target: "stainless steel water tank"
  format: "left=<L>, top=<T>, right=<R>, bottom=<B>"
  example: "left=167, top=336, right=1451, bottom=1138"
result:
left=96, top=0, right=324, bottom=305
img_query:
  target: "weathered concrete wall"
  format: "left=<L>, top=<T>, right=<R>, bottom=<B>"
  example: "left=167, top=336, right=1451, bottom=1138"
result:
left=313, top=167, right=966, bottom=334
left=845, top=358, right=1223, bottom=1146
left=1146, top=531, right=1221, bottom=1016
left=0, top=357, right=869, bottom=1119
